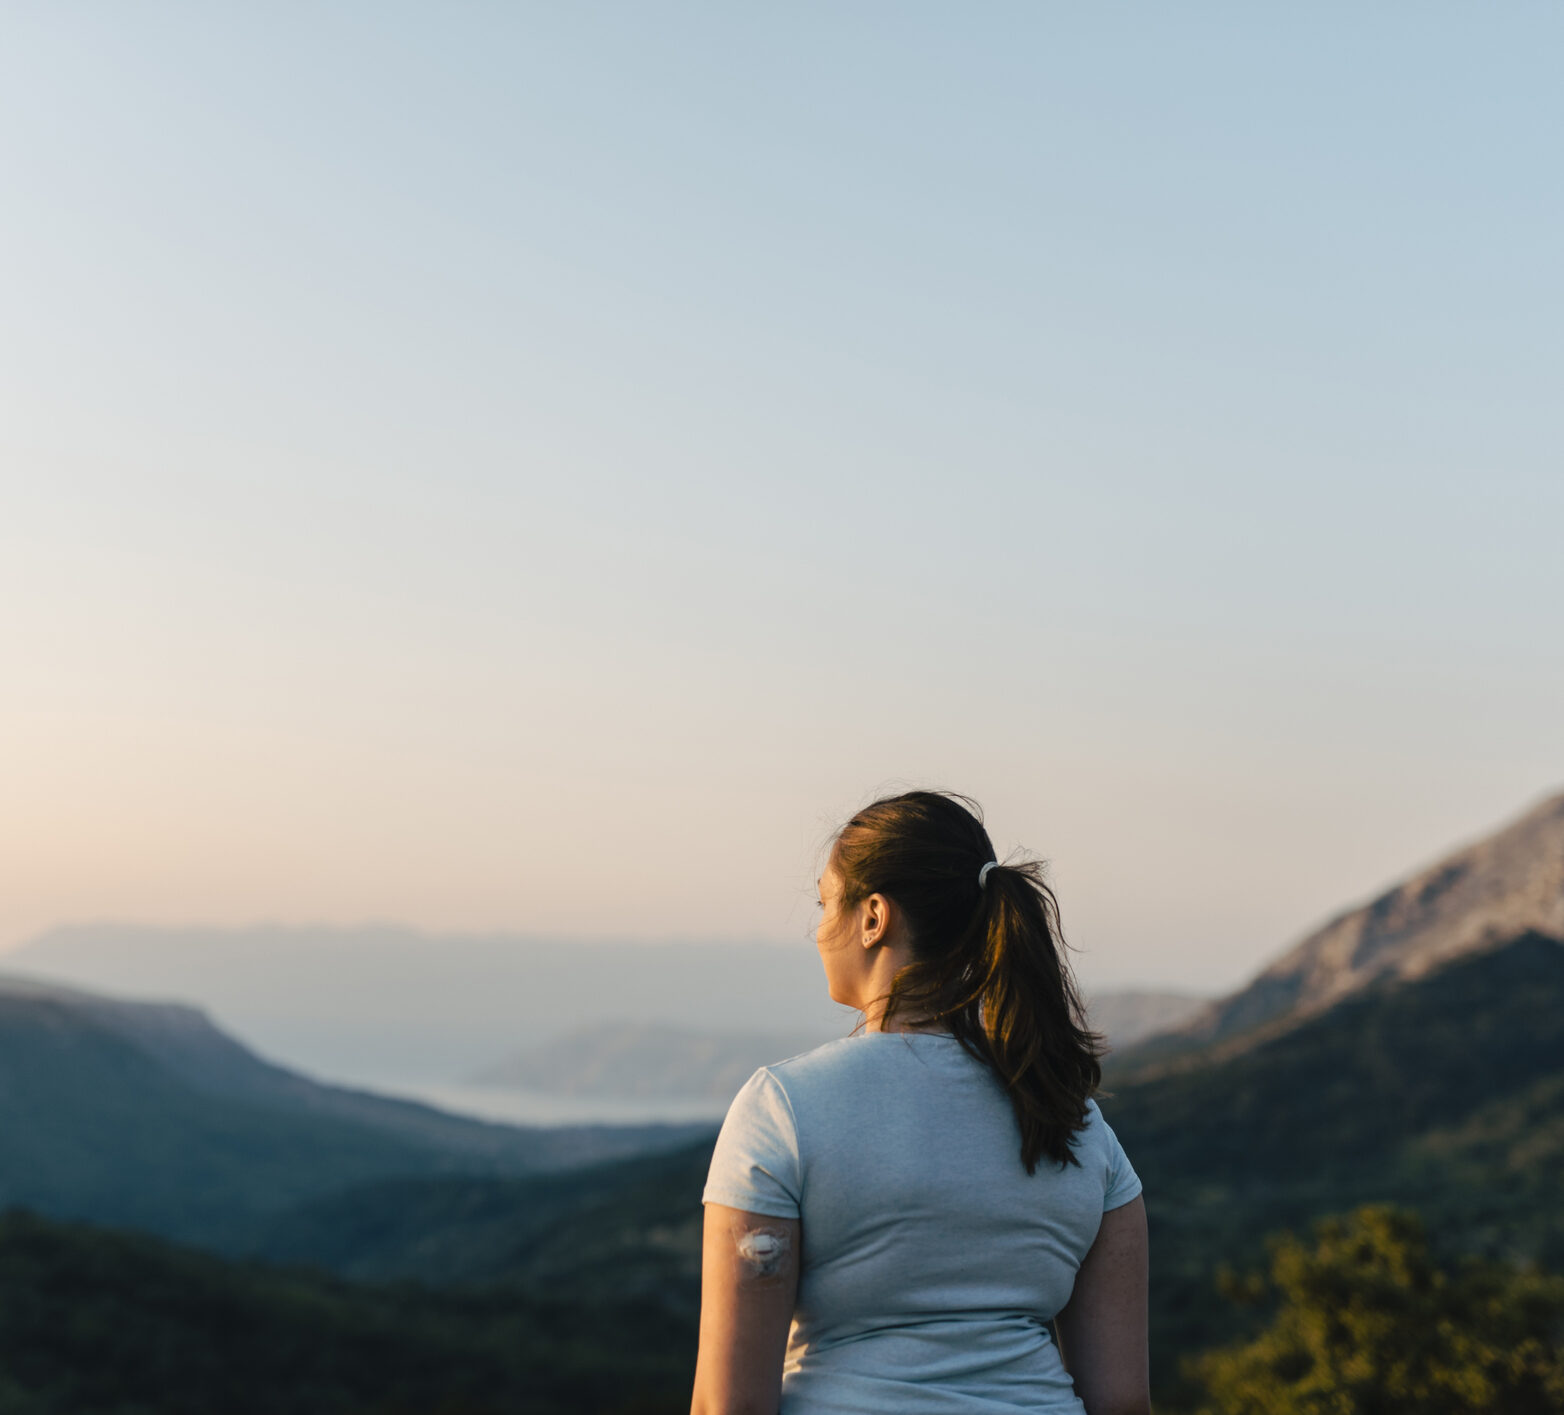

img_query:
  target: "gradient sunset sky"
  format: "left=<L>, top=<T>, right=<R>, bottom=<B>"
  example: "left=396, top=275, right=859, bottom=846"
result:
left=4, top=5, right=1560, bottom=992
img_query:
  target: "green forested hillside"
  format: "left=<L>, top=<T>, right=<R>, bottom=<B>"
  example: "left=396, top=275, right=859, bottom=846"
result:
left=0, top=995, right=430, bottom=1246
left=0, top=1210, right=693, bottom=1415
left=1108, top=930, right=1564, bottom=1397
left=256, top=1138, right=711, bottom=1302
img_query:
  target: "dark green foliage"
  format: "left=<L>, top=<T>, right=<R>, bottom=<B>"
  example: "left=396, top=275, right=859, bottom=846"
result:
left=257, top=1139, right=713, bottom=1307
left=1187, top=1206, right=1564, bottom=1414
left=0, top=1209, right=695, bottom=1415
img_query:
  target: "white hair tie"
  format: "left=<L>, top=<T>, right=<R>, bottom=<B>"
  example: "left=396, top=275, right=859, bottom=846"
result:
left=978, top=860, right=999, bottom=889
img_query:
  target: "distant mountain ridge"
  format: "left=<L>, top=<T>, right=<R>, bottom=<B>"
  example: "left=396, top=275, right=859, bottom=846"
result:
left=4, top=922, right=1205, bottom=1097
left=1130, top=789, right=1564, bottom=1061
left=0, top=928, right=854, bottom=1087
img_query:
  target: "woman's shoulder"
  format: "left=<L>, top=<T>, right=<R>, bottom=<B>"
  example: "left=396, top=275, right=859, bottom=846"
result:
left=760, top=1033, right=869, bottom=1087
left=1072, top=1096, right=1142, bottom=1201
left=1073, top=1095, right=1115, bottom=1142
left=757, top=1030, right=973, bottom=1100
left=722, top=1037, right=861, bottom=1117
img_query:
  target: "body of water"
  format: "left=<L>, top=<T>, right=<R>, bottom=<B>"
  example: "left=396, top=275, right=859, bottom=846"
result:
left=386, top=1080, right=730, bottom=1128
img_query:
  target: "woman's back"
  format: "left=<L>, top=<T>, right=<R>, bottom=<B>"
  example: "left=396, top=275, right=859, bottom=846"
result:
left=704, top=1031, right=1142, bottom=1413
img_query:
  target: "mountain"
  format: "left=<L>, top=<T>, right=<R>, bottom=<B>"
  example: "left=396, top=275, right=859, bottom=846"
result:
left=0, top=973, right=710, bottom=1250
left=3, top=921, right=1207, bottom=1098
left=0, top=926, right=853, bottom=1087
left=1127, top=789, right=1564, bottom=1061
left=1113, top=930, right=1564, bottom=1220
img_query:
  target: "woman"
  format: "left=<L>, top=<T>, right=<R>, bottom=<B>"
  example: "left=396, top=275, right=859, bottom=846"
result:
left=691, top=791, right=1150, bottom=1415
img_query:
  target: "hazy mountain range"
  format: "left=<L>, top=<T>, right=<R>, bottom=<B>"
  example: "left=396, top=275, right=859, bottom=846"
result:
left=1, top=923, right=1206, bottom=1099
left=0, top=927, right=856, bottom=1087
left=10, top=788, right=1558, bottom=1104
left=0, top=786, right=1559, bottom=1409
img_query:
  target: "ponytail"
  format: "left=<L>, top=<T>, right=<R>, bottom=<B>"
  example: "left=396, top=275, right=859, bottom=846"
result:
left=831, top=791, right=1103, bottom=1173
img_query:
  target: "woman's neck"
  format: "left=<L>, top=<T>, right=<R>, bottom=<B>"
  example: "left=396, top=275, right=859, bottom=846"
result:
left=862, top=998, right=951, bottom=1035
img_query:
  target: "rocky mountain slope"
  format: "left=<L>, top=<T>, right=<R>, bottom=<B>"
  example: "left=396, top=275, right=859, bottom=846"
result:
left=1130, top=789, right=1564, bottom=1059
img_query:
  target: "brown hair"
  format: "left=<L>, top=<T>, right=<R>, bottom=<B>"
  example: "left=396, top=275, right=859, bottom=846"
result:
left=829, top=789, right=1103, bottom=1173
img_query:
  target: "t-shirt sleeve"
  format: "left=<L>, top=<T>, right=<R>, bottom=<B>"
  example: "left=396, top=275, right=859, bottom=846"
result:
left=1097, top=1105, right=1143, bottom=1212
left=702, top=1067, right=802, bottom=1219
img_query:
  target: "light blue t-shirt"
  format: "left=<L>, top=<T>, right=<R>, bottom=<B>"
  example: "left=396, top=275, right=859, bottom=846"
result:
left=702, top=1031, right=1142, bottom=1415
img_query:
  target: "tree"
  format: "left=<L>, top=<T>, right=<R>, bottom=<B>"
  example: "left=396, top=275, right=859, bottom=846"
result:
left=1189, top=1206, right=1564, bottom=1415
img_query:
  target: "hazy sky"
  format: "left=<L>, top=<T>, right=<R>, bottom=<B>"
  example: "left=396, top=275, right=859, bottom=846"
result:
left=3, top=5, right=1560, bottom=993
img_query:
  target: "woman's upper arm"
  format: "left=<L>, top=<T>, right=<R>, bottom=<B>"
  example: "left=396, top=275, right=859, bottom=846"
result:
left=690, top=1202, right=801, bottom=1415
left=1053, top=1194, right=1150, bottom=1415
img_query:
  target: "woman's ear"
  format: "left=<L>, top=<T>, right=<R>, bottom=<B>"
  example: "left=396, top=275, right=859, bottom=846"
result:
left=861, top=893, right=889, bottom=948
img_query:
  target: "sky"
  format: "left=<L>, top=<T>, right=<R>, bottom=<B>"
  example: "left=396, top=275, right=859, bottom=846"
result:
left=2, top=4, right=1561, bottom=994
